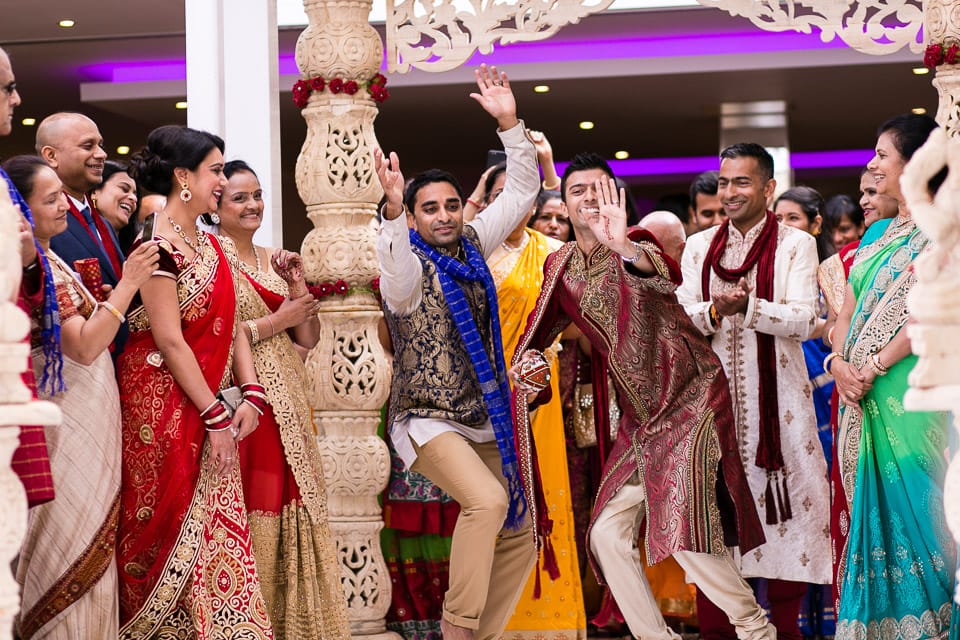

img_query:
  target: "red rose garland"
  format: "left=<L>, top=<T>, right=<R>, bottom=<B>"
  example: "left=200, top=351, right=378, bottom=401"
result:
left=307, top=277, right=381, bottom=300
left=292, top=73, right=389, bottom=107
left=924, top=41, right=960, bottom=69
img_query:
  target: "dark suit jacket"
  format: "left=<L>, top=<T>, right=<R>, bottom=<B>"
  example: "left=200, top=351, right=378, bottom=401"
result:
left=50, top=197, right=128, bottom=359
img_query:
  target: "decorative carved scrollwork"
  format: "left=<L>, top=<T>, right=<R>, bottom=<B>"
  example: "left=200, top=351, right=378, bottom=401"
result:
left=696, top=0, right=924, bottom=55
left=385, top=0, right=616, bottom=72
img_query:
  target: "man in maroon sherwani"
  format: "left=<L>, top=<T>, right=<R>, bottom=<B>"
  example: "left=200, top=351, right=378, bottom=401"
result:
left=512, top=153, right=775, bottom=640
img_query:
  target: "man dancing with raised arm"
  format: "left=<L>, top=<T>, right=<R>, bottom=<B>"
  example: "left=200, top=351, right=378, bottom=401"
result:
left=373, top=64, right=540, bottom=640
left=511, top=153, right=776, bottom=640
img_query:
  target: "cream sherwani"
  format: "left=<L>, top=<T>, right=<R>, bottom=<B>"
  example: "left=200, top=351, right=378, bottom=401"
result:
left=677, top=219, right=830, bottom=584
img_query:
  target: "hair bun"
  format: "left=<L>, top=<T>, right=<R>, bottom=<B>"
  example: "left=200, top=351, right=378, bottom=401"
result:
left=128, top=146, right=173, bottom=195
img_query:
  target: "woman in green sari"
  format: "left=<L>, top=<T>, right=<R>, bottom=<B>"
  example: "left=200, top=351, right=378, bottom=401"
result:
left=829, top=113, right=955, bottom=640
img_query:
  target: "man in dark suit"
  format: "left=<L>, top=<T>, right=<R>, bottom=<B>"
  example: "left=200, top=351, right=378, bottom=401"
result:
left=37, top=112, right=127, bottom=355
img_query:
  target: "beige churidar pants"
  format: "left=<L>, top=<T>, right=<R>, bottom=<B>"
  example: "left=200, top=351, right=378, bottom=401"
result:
left=590, top=472, right=776, bottom=640
left=411, top=431, right=536, bottom=640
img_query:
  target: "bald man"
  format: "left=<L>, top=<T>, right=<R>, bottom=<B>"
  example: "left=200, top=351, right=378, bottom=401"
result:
left=513, top=154, right=772, bottom=640
left=39, top=112, right=126, bottom=354
left=638, top=210, right=687, bottom=264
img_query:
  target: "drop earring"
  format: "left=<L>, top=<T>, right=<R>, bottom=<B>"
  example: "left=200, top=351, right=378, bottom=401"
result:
left=179, top=180, right=193, bottom=203
left=209, top=212, right=221, bottom=225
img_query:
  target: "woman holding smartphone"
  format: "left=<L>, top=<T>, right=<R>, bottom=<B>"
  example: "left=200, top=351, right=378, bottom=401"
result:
left=3, top=154, right=158, bottom=639
left=119, top=126, right=274, bottom=638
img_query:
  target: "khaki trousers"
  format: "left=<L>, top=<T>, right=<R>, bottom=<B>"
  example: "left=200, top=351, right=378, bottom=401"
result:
left=589, top=473, right=776, bottom=640
left=411, top=431, right=536, bottom=640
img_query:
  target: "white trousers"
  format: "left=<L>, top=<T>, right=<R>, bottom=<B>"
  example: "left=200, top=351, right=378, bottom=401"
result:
left=589, top=473, right=776, bottom=640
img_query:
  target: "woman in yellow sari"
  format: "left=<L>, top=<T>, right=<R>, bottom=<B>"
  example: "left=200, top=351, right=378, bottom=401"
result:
left=486, top=173, right=586, bottom=640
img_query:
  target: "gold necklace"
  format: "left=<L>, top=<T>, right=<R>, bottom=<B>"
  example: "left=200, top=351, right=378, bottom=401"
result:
left=167, top=216, right=201, bottom=250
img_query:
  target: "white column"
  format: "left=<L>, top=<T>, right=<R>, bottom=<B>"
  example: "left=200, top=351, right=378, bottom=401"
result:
left=184, top=0, right=283, bottom=247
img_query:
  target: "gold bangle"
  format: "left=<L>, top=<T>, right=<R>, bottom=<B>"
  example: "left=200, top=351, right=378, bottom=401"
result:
left=827, top=325, right=835, bottom=345
left=542, top=179, right=561, bottom=191
left=265, top=315, right=276, bottom=338
left=870, top=353, right=889, bottom=376
left=823, top=351, right=842, bottom=373
left=99, top=301, right=125, bottom=323
left=245, top=319, right=260, bottom=344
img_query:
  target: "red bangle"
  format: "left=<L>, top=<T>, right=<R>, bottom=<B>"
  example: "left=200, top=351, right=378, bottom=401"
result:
left=201, top=400, right=232, bottom=431
left=467, top=198, right=481, bottom=208
left=241, top=383, right=269, bottom=413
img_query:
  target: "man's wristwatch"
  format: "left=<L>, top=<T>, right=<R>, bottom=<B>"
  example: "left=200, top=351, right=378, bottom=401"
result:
left=621, top=241, right=643, bottom=264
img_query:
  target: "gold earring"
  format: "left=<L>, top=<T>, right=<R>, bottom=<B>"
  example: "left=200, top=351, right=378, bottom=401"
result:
left=179, top=180, right=193, bottom=203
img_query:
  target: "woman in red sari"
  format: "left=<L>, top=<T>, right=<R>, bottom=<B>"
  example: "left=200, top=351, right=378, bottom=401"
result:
left=119, top=126, right=273, bottom=639
left=212, top=160, right=350, bottom=640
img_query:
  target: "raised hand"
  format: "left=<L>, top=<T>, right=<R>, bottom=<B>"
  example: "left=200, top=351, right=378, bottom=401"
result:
left=374, top=147, right=405, bottom=220
left=584, top=176, right=629, bottom=252
left=469, top=64, right=519, bottom=131
left=271, top=248, right=307, bottom=298
left=120, top=241, right=161, bottom=289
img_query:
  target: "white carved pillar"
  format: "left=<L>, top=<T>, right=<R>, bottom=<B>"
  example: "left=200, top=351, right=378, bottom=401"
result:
left=0, top=189, right=61, bottom=639
left=294, top=1, right=397, bottom=637
left=902, top=0, right=960, bottom=602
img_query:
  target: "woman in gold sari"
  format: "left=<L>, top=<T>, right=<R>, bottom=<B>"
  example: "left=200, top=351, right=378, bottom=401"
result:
left=485, top=171, right=586, bottom=640
left=215, top=160, right=350, bottom=640
left=4, top=155, right=158, bottom=639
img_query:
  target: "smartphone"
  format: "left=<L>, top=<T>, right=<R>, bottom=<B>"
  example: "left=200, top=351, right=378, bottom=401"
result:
left=140, top=211, right=157, bottom=243
left=485, top=149, right=507, bottom=169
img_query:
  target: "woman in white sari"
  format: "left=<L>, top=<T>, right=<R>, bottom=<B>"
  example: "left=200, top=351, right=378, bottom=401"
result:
left=4, top=155, right=158, bottom=639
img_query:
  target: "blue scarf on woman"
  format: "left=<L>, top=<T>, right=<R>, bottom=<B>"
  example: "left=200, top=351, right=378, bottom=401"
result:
left=2, top=167, right=63, bottom=395
left=409, top=228, right=527, bottom=530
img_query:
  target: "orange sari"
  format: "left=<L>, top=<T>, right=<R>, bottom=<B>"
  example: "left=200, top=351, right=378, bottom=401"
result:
left=117, top=235, right=272, bottom=639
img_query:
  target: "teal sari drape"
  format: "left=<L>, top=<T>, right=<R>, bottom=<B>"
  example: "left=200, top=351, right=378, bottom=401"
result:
left=835, top=221, right=954, bottom=639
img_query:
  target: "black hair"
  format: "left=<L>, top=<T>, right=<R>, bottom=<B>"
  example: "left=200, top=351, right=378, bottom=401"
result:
left=224, top=159, right=258, bottom=181
left=128, top=125, right=225, bottom=196
left=483, top=162, right=507, bottom=204
left=774, top=185, right=835, bottom=261
left=878, top=113, right=939, bottom=161
left=403, top=168, right=465, bottom=213
left=689, top=170, right=719, bottom=206
left=823, top=194, right=864, bottom=231
left=720, top=143, right=774, bottom=182
left=535, top=189, right=561, bottom=214
left=560, top=153, right=614, bottom=202
left=877, top=113, right=945, bottom=193
left=2, top=155, right=50, bottom=201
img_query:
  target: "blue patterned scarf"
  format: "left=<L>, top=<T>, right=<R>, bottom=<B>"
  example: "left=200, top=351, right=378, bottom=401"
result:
left=1, top=167, right=63, bottom=395
left=409, top=229, right=527, bottom=529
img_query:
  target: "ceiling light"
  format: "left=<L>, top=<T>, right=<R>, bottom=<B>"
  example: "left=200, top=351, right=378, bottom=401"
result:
left=533, top=85, right=550, bottom=93
left=912, top=67, right=930, bottom=75
left=579, top=121, right=594, bottom=130
left=912, top=107, right=927, bottom=115
left=614, top=150, right=630, bottom=160
left=116, top=146, right=131, bottom=155
left=175, top=101, right=188, bottom=110
left=21, top=117, right=36, bottom=126
left=58, top=19, right=75, bottom=28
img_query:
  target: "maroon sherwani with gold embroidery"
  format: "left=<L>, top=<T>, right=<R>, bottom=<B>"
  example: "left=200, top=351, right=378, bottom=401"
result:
left=514, top=230, right=771, bottom=640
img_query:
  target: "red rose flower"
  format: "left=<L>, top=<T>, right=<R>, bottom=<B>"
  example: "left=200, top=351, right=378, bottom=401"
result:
left=344, top=80, right=359, bottom=95
left=292, top=80, right=311, bottom=108
left=371, top=276, right=381, bottom=292
left=947, top=43, right=959, bottom=65
left=329, top=78, right=344, bottom=94
left=370, top=84, right=390, bottom=103
left=307, top=284, right=323, bottom=299
left=371, top=73, right=386, bottom=86
left=310, top=76, right=326, bottom=91
left=318, top=281, right=335, bottom=297
left=925, top=43, right=945, bottom=69
left=333, top=279, right=349, bottom=294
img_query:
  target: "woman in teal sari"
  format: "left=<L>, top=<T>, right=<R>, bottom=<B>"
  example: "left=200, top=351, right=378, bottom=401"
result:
left=829, top=113, right=955, bottom=640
